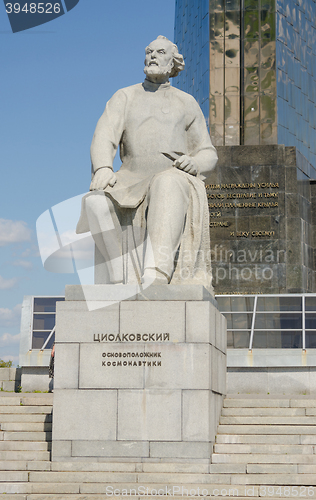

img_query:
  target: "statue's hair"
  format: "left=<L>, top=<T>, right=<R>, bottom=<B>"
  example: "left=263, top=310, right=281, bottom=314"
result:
left=145, top=35, right=185, bottom=78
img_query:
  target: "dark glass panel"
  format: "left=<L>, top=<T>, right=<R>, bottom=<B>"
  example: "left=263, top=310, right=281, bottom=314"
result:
left=225, top=313, right=253, bottom=329
left=214, top=12, right=225, bottom=38
left=225, top=95, right=240, bottom=123
left=210, top=95, right=225, bottom=122
left=32, top=331, right=55, bottom=350
left=252, top=331, right=302, bottom=348
left=261, top=123, right=277, bottom=144
left=261, top=0, right=275, bottom=12
left=225, top=39, right=240, bottom=67
left=225, top=0, right=240, bottom=10
left=225, top=10, right=241, bottom=38
left=254, top=313, right=302, bottom=329
left=244, top=67, right=259, bottom=92
left=305, top=332, right=316, bottom=348
left=244, top=0, right=259, bottom=10
left=33, top=314, right=55, bottom=331
left=261, top=10, right=276, bottom=40
left=229, top=331, right=251, bottom=348
left=305, top=314, right=316, bottom=329
left=244, top=122, right=260, bottom=145
left=257, top=296, right=302, bottom=311
left=260, top=68, right=276, bottom=92
left=225, top=67, right=240, bottom=93
left=305, top=296, right=316, bottom=311
left=210, top=0, right=225, bottom=12
left=210, top=40, right=225, bottom=67
left=260, top=94, right=276, bottom=123
left=244, top=10, right=259, bottom=38
left=33, top=297, right=64, bottom=312
left=244, top=40, right=260, bottom=67
left=216, top=296, right=232, bottom=311
left=225, top=123, right=240, bottom=145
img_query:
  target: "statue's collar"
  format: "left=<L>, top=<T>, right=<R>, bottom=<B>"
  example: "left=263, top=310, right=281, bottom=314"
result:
left=143, top=79, right=171, bottom=91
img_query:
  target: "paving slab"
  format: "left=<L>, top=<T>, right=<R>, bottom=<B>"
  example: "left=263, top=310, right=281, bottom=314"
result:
left=26, top=462, right=52, bottom=471
left=0, top=441, right=49, bottom=451
left=223, top=399, right=290, bottom=408
left=214, top=443, right=314, bottom=454
left=3, top=432, right=52, bottom=441
left=0, top=460, right=27, bottom=470
left=300, top=435, right=316, bottom=444
left=0, top=471, right=28, bottom=481
left=50, top=461, right=137, bottom=472
left=231, top=474, right=316, bottom=485
left=246, top=463, right=298, bottom=474
left=29, top=484, right=80, bottom=494
left=29, top=471, right=137, bottom=483
left=211, top=453, right=316, bottom=464
left=0, top=414, right=52, bottom=423
left=209, top=464, right=247, bottom=473
left=216, top=434, right=300, bottom=444
left=222, top=407, right=306, bottom=416
left=135, top=472, right=224, bottom=484
left=217, top=425, right=316, bottom=434
left=1, top=422, right=52, bottom=432
left=290, top=399, right=316, bottom=407
left=141, top=463, right=209, bottom=473
left=0, top=406, right=52, bottom=414
left=220, top=416, right=316, bottom=425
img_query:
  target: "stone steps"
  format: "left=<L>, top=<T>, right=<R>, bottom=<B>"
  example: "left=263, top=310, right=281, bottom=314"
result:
left=220, top=416, right=316, bottom=425
left=0, top=393, right=316, bottom=497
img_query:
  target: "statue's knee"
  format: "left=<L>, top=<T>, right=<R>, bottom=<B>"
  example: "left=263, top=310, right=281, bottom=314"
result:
left=150, top=170, right=189, bottom=198
left=85, top=193, right=111, bottom=214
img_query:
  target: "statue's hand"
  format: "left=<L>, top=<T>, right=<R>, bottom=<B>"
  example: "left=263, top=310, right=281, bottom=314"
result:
left=90, top=167, right=117, bottom=191
left=173, top=155, right=198, bottom=176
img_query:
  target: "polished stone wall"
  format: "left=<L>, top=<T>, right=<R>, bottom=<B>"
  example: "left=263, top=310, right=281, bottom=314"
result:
left=174, top=0, right=316, bottom=169
left=208, top=144, right=314, bottom=294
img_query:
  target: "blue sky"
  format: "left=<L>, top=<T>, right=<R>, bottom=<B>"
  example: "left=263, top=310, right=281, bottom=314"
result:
left=0, top=0, right=175, bottom=365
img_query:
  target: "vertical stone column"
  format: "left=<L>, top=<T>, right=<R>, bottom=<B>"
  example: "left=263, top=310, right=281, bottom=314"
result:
left=52, top=285, right=227, bottom=462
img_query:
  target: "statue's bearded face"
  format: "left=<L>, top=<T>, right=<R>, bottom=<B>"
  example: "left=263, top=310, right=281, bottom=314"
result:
left=144, top=39, right=174, bottom=79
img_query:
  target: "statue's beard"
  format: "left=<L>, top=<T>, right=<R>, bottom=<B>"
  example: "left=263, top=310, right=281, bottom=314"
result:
left=144, top=61, right=173, bottom=79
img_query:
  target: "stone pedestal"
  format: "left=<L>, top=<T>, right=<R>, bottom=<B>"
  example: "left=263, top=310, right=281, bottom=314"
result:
left=52, top=285, right=227, bottom=462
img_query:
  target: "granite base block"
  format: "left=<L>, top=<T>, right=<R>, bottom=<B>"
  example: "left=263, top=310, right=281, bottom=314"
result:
left=52, top=286, right=227, bottom=461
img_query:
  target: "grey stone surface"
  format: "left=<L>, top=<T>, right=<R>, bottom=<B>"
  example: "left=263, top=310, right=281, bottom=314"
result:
left=52, top=292, right=226, bottom=461
left=52, top=389, right=117, bottom=441
left=117, top=389, right=181, bottom=441
left=186, top=301, right=216, bottom=344
left=0, top=369, right=10, bottom=381
left=54, top=344, right=79, bottom=389
left=56, top=302, right=119, bottom=342
left=144, top=343, right=210, bottom=390
left=120, top=301, right=185, bottom=342
left=182, top=390, right=210, bottom=441
left=149, top=441, right=212, bottom=459
left=51, top=441, right=72, bottom=459
left=21, top=368, right=50, bottom=393
left=79, top=343, right=144, bottom=389
left=65, top=285, right=216, bottom=302
left=72, top=440, right=149, bottom=458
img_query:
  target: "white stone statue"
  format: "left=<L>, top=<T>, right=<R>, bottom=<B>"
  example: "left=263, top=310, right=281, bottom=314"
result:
left=76, top=36, right=218, bottom=289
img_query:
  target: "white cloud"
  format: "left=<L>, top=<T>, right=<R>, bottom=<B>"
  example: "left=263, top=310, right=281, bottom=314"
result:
left=0, top=332, right=20, bottom=346
left=12, top=260, right=32, bottom=269
left=0, top=275, right=18, bottom=290
left=1, top=354, right=19, bottom=365
left=0, top=219, right=31, bottom=247
left=0, top=304, right=22, bottom=327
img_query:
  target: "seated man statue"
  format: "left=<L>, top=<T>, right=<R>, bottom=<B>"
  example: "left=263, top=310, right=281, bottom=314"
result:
left=76, top=36, right=218, bottom=289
